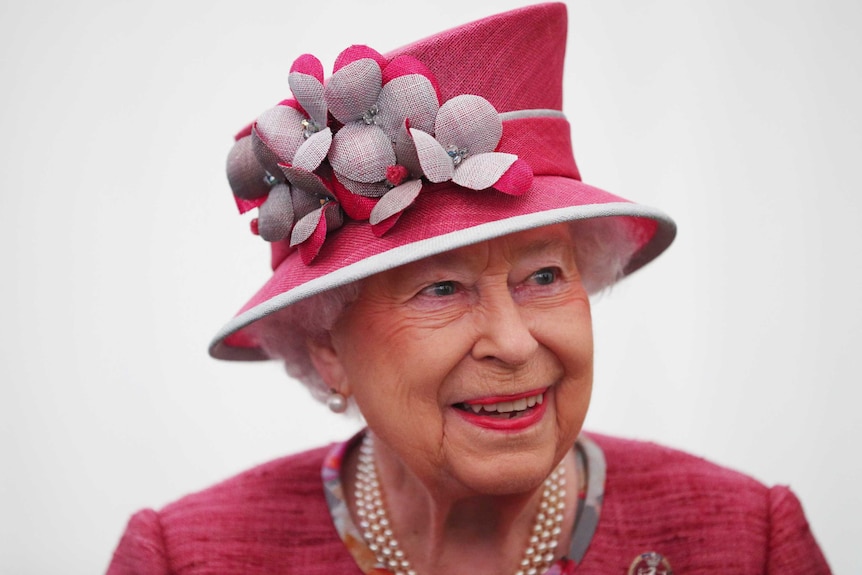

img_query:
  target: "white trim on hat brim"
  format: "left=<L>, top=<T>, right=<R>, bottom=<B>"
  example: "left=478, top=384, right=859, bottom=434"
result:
left=209, top=201, right=676, bottom=361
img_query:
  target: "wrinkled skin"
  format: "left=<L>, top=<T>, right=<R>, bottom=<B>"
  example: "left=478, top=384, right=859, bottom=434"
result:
left=308, top=224, right=593, bottom=573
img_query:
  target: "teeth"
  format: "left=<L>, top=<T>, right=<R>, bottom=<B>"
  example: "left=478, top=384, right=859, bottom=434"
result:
left=497, top=401, right=514, bottom=413
left=464, top=392, right=544, bottom=414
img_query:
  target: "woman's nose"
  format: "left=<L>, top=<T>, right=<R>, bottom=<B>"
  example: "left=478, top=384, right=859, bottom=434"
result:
left=470, top=287, right=539, bottom=365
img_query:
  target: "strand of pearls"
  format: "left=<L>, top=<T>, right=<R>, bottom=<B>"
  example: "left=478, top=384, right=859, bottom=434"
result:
left=354, top=434, right=567, bottom=575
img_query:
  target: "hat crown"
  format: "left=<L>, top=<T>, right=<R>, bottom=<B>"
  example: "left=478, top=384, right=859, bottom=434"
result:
left=387, top=3, right=567, bottom=113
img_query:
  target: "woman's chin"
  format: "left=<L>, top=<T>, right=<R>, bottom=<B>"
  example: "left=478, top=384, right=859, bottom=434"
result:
left=439, top=412, right=571, bottom=497
left=444, top=447, right=562, bottom=497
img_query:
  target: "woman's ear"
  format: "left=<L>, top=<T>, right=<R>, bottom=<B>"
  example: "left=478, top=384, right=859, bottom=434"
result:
left=307, top=334, right=351, bottom=396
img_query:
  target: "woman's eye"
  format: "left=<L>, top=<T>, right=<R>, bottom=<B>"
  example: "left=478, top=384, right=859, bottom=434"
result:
left=424, top=281, right=457, bottom=297
left=531, top=268, right=558, bottom=286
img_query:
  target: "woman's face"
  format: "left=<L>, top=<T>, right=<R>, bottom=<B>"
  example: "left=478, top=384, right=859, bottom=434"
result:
left=312, top=224, right=593, bottom=496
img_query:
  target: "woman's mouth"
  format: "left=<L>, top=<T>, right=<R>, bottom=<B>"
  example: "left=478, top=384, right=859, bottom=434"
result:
left=454, top=391, right=544, bottom=419
left=452, top=388, right=549, bottom=430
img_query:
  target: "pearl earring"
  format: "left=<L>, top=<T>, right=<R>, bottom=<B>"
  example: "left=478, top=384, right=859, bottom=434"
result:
left=326, top=390, right=348, bottom=413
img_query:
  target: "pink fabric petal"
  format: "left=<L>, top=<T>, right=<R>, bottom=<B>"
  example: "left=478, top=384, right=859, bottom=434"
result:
left=492, top=158, right=533, bottom=196
left=411, top=128, right=454, bottom=183
left=325, top=59, right=382, bottom=123
left=289, top=53, right=324, bottom=82
left=276, top=98, right=304, bottom=112
left=376, top=74, right=438, bottom=141
left=331, top=178, right=377, bottom=220
left=253, top=105, right=307, bottom=173
left=288, top=72, right=327, bottom=127
left=382, top=55, right=441, bottom=102
left=234, top=194, right=267, bottom=215
left=435, top=94, right=502, bottom=154
left=291, top=127, right=332, bottom=172
left=329, top=122, right=395, bottom=183
left=371, top=211, right=403, bottom=237
left=333, top=45, right=387, bottom=73
left=234, top=122, right=253, bottom=140
left=257, top=183, right=294, bottom=241
left=369, top=179, right=423, bottom=225
left=226, top=136, right=270, bottom=200
left=451, top=152, right=517, bottom=190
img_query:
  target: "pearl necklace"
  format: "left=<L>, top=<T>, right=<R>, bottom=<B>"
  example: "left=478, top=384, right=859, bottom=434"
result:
left=354, top=433, right=567, bottom=575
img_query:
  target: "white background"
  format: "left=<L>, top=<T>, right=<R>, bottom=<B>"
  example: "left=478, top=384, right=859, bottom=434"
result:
left=1, top=1, right=859, bottom=573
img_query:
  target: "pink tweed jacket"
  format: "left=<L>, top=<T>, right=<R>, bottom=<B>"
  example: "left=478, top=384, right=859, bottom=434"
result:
left=106, top=433, right=830, bottom=574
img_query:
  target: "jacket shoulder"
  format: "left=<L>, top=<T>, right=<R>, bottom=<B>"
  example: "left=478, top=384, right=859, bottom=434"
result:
left=107, top=444, right=360, bottom=575
left=587, top=432, right=767, bottom=494
left=580, top=433, right=830, bottom=574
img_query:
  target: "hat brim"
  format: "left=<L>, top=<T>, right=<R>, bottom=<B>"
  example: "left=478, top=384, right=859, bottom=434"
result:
left=209, top=175, right=675, bottom=361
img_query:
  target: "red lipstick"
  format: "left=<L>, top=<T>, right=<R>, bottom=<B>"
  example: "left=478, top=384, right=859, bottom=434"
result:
left=454, top=389, right=549, bottom=432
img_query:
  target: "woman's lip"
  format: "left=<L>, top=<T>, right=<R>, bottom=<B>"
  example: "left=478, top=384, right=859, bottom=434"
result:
left=459, top=387, right=549, bottom=406
left=453, top=394, right=549, bottom=432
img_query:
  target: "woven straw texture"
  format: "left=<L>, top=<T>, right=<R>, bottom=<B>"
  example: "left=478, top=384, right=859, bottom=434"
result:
left=387, top=4, right=566, bottom=113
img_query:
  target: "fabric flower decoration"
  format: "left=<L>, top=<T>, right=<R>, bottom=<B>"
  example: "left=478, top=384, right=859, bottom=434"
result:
left=277, top=165, right=343, bottom=264
left=409, top=94, right=533, bottom=195
left=225, top=122, right=273, bottom=214
left=324, top=46, right=440, bottom=232
left=256, top=55, right=335, bottom=245
left=225, top=53, right=334, bottom=247
left=225, top=44, right=537, bottom=264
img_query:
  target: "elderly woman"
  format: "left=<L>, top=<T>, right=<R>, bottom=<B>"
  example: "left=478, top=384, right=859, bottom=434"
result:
left=107, top=4, right=830, bottom=575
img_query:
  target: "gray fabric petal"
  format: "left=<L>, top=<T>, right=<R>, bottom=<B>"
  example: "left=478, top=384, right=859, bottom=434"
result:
left=254, top=106, right=306, bottom=170
left=394, top=122, right=422, bottom=177
left=376, top=75, right=438, bottom=142
left=323, top=202, right=344, bottom=231
left=411, top=128, right=453, bottom=183
left=290, top=206, right=324, bottom=246
left=329, top=122, right=395, bottom=184
left=435, top=95, right=502, bottom=154
left=280, top=166, right=332, bottom=197
left=338, top=177, right=389, bottom=198
left=292, top=127, right=332, bottom=172
left=451, top=152, right=517, bottom=190
left=257, top=183, right=294, bottom=241
left=291, top=189, right=324, bottom=219
left=288, top=72, right=327, bottom=127
left=325, top=59, right=382, bottom=124
left=226, top=136, right=270, bottom=199
left=369, top=179, right=422, bottom=224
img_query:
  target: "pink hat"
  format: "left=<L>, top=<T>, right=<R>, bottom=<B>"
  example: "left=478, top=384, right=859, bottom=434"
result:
left=211, top=2, right=676, bottom=360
